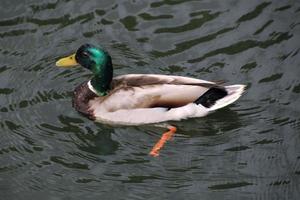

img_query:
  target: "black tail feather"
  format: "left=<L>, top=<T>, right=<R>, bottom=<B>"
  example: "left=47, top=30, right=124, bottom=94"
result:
left=194, top=87, right=228, bottom=108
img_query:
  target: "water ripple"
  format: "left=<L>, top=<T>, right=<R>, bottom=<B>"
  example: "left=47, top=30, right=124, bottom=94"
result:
left=259, top=73, right=283, bottom=83
left=0, top=29, right=37, bottom=38
left=151, top=27, right=235, bottom=57
left=154, top=11, right=221, bottom=34
left=188, top=32, right=292, bottom=63
left=29, top=0, right=65, bottom=13
left=150, top=0, right=197, bottom=8
left=208, top=181, right=253, bottom=190
left=139, top=13, right=173, bottom=21
left=120, top=16, right=138, bottom=31
left=50, top=156, right=89, bottom=170
left=237, top=2, right=272, bottom=23
left=254, top=19, right=274, bottom=35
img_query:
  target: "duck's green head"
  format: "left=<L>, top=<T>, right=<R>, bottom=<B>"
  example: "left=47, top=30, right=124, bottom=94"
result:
left=56, top=44, right=111, bottom=74
left=56, top=44, right=113, bottom=96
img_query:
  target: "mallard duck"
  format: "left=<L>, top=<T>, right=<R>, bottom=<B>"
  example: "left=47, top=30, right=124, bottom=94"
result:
left=56, top=44, right=245, bottom=156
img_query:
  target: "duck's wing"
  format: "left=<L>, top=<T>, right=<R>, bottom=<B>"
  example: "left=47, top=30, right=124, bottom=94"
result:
left=112, top=74, right=224, bottom=88
left=111, top=74, right=226, bottom=108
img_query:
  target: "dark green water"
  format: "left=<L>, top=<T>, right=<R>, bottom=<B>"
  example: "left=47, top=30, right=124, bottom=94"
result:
left=1, top=0, right=300, bottom=199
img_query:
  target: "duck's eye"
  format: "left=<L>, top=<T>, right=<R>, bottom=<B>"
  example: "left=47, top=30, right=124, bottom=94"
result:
left=82, top=52, right=89, bottom=58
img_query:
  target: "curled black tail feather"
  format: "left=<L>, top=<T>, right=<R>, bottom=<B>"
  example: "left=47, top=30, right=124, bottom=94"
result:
left=194, top=87, right=228, bottom=108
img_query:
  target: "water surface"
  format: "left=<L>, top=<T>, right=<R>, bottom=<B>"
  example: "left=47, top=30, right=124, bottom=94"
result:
left=1, top=0, right=300, bottom=199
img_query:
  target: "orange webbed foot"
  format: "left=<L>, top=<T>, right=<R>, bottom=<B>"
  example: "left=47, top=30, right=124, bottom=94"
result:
left=149, top=125, right=177, bottom=157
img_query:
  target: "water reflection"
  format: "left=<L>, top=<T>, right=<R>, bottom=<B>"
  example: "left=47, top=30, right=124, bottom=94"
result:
left=74, top=128, right=119, bottom=156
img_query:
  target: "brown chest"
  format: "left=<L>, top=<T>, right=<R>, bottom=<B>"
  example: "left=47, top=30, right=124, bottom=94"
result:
left=72, top=81, right=98, bottom=120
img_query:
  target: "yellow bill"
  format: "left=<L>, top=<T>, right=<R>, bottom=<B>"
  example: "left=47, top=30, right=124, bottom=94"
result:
left=56, top=53, right=78, bottom=67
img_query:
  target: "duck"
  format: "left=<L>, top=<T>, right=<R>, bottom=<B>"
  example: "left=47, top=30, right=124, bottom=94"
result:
left=56, top=43, right=245, bottom=156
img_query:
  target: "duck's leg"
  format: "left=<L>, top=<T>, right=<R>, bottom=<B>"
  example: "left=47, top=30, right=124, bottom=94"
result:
left=149, top=125, right=177, bottom=157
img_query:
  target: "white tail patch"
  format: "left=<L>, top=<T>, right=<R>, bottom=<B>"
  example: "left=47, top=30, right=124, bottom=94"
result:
left=208, top=84, right=246, bottom=111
